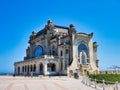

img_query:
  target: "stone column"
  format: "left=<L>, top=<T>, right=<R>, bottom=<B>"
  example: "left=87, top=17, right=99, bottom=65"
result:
left=89, top=39, right=94, bottom=65
left=20, top=65, right=22, bottom=75
left=16, top=66, right=19, bottom=75
left=61, top=45, right=66, bottom=72
left=44, top=62, right=47, bottom=75
left=14, top=66, right=16, bottom=74
left=36, top=62, right=40, bottom=74
left=55, top=62, right=59, bottom=72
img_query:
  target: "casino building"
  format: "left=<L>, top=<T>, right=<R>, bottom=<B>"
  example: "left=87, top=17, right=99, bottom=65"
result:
left=14, top=20, right=99, bottom=76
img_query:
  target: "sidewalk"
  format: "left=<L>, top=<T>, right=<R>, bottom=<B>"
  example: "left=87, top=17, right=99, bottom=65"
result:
left=0, top=76, right=97, bottom=90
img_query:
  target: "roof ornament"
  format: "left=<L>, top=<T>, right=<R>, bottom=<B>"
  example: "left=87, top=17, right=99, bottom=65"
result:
left=32, top=31, right=36, bottom=35
left=88, top=32, right=93, bottom=38
left=69, top=24, right=76, bottom=34
left=46, top=20, right=54, bottom=30
left=47, top=20, right=53, bottom=26
left=70, top=24, right=74, bottom=28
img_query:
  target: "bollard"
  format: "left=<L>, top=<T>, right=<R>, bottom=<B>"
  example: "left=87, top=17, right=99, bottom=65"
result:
left=82, top=76, right=84, bottom=84
left=116, top=81, right=118, bottom=90
left=95, top=79, right=97, bottom=89
left=85, top=77, right=87, bottom=85
left=84, top=76, right=86, bottom=85
left=102, top=80, right=105, bottom=90
left=84, top=76, right=85, bottom=84
left=85, top=77, right=88, bottom=85
left=89, top=78, right=91, bottom=86
left=87, top=77, right=89, bottom=85
left=82, top=76, right=84, bottom=83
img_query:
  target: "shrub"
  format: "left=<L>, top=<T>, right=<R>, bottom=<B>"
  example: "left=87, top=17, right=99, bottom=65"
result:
left=89, top=74, right=120, bottom=84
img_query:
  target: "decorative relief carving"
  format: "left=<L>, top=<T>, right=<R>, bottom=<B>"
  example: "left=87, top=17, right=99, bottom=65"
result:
left=74, top=38, right=89, bottom=46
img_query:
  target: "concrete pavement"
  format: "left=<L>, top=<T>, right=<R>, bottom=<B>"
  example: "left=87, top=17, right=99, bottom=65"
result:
left=0, top=76, right=97, bottom=90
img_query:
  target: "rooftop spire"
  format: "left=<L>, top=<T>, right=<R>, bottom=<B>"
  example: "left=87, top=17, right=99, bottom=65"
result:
left=69, top=24, right=76, bottom=34
left=70, top=24, right=74, bottom=28
left=47, top=20, right=53, bottom=25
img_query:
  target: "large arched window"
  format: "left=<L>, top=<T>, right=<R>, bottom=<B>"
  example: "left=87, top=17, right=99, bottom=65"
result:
left=34, top=46, right=43, bottom=57
left=78, top=44, right=88, bottom=56
left=78, top=44, right=89, bottom=64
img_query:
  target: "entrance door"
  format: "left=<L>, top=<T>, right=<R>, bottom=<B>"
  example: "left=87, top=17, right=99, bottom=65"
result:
left=47, top=63, right=56, bottom=72
left=40, top=63, right=43, bottom=74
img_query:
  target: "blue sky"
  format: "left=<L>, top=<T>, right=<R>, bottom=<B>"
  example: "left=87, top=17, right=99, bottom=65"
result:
left=0, top=0, right=120, bottom=73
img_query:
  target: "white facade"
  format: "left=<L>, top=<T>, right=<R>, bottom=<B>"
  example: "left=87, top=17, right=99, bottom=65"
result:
left=14, top=20, right=99, bottom=76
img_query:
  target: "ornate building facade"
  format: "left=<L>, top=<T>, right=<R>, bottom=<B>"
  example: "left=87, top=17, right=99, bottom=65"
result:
left=14, top=20, right=99, bottom=76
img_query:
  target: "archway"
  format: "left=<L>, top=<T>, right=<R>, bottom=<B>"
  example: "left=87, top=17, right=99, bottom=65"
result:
left=33, top=64, right=36, bottom=72
left=30, top=65, right=32, bottom=72
left=18, top=67, right=20, bottom=74
left=27, top=65, right=29, bottom=74
left=22, top=66, right=24, bottom=73
left=25, top=66, right=27, bottom=72
left=47, top=63, right=56, bottom=72
left=39, top=63, right=43, bottom=74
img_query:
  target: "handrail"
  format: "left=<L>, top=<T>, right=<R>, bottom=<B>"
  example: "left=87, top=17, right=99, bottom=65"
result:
left=82, top=76, right=119, bottom=90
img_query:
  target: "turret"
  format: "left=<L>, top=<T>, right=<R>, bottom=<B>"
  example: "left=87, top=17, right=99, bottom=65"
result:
left=68, top=24, right=77, bottom=66
left=68, top=24, right=76, bottom=36
left=30, top=31, right=36, bottom=41
left=93, top=42, right=99, bottom=67
left=45, top=20, right=54, bottom=30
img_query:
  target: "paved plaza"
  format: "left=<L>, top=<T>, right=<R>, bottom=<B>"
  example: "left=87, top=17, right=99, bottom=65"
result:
left=0, top=76, right=96, bottom=90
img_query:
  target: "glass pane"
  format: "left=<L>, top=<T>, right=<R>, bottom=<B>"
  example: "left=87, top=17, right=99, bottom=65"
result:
left=78, top=44, right=88, bottom=56
left=82, top=55, right=85, bottom=64
left=35, top=47, right=42, bottom=57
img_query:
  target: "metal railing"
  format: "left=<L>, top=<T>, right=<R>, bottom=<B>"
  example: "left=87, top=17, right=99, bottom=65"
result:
left=82, top=76, right=119, bottom=90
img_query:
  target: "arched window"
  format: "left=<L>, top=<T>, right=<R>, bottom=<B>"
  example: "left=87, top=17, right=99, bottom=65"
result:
left=82, top=54, right=85, bottom=64
left=78, top=44, right=88, bottom=64
left=78, top=44, right=88, bottom=56
left=34, top=46, right=43, bottom=57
